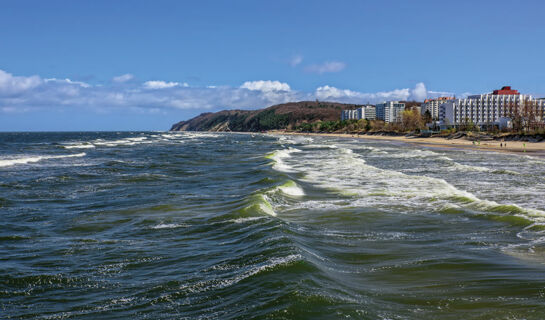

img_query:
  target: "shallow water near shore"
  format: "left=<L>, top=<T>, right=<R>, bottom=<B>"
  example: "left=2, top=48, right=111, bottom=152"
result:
left=2, top=131, right=545, bottom=319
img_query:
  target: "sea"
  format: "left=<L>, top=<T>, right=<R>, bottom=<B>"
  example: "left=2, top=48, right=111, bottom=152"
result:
left=1, top=131, right=545, bottom=319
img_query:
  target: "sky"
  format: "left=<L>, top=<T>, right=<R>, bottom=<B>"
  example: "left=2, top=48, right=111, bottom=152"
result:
left=1, top=0, right=544, bottom=131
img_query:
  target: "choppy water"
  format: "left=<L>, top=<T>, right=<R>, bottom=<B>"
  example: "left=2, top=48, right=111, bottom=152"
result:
left=2, top=131, right=545, bottom=319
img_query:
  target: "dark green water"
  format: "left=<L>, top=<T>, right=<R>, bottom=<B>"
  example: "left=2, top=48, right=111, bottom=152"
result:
left=1, top=132, right=545, bottom=319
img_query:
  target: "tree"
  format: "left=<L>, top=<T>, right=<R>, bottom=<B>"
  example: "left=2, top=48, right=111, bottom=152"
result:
left=401, top=108, right=425, bottom=132
left=423, top=109, right=432, bottom=125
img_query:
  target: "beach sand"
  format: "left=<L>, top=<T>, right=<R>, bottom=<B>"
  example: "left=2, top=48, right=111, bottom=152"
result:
left=266, top=130, right=545, bottom=157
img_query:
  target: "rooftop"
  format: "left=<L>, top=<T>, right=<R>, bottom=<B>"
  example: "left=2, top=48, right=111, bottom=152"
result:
left=492, top=86, right=520, bottom=95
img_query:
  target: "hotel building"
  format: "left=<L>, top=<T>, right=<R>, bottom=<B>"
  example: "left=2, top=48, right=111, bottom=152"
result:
left=421, top=97, right=455, bottom=120
left=439, top=86, right=545, bottom=128
left=341, top=105, right=376, bottom=121
left=375, top=101, right=405, bottom=123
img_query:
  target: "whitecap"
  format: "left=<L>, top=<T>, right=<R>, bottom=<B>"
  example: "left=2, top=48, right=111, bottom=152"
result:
left=0, top=153, right=86, bottom=168
left=266, top=147, right=301, bottom=173
left=151, top=223, right=187, bottom=229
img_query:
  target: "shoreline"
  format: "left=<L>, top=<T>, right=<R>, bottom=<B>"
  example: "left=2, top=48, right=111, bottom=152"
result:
left=265, top=130, right=545, bottom=157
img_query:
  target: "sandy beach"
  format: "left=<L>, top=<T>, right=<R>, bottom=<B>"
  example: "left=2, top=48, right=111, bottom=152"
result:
left=267, top=130, right=545, bottom=157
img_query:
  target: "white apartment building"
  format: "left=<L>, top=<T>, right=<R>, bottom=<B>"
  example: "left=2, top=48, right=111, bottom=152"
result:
left=421, top=97, right=455, bottom=120
left=341, top=109, right=358, bottom=121
left=341, top=105, right=376, bottom=121
left=375, top=101, right=405, bottom=123
left=439, top=86, right=545, bottom=128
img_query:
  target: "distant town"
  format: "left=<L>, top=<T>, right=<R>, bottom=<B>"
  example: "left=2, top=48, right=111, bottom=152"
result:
left=171, top=86, right=545, bottom=140
left=341, top=86, right=545, bottom=133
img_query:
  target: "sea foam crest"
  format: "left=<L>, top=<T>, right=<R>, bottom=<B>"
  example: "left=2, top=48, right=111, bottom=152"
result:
left=297, top=144, right=545, bottom=222
left=266, top=147, right=301, bottom=173
left=242, top=194, right=277, bottom=217
left=151, top=223, right=187, bottom=229
left=0, top=153, right=86, bottom=167
left=275, top=180, right=305, bottom=197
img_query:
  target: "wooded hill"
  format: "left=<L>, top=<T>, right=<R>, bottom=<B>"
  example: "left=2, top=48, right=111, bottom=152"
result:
left=170, top=101, right=359, bottom=132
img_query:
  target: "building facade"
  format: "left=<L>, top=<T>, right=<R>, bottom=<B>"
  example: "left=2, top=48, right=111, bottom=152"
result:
left=375, top=101, right=405, bottom=123
left=421, top=97, right=455, bottom=120
left=341, top=105, right=376, bottom=121
left=439, top=86, right=545, bottom=128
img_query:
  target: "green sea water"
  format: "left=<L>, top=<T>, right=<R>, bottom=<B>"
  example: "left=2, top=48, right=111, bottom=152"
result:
left=1, top=131, right=545, bottom=319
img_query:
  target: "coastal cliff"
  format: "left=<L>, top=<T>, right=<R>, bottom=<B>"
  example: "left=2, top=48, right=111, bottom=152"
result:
left=170, top=101, right=357, bottom=132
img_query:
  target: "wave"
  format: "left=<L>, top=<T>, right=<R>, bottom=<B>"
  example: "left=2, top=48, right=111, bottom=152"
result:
left=275, top=180, right=305, bottom=197
left=447, top=161, right=492, bottom=173
left=151, top=223, right=188, bottom=229
left=380, top=148, right=442, bottom=159
left=64, top=143, right=95, bottom=149
left=0, top=153, right=86, bottom=167
left=230, top=216, right=268, bottom=224
left=295, top=145, right=545, bottom=225
left=266, top=147, right=301, bottom=172
left=178, top=254, right=302, bottom=294
left=93, top=138, right=149, bottom=147
left=241, top=194, right=276, bottom=217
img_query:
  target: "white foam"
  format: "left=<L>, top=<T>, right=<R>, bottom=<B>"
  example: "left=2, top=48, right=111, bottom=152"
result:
left=0, top=153, right=86, bottom=167
left=64, top=143, right=95, bottom=149
left=276, top=181, right=305, bottom=197
left=448, top=161, right=491, bottom=172
left=151, top=223, right=187, bottom=229
left=85, top=136, right=155, bottom=147
left=231, top=216, right=267, bottom=224
left=285, top=143, right=545, bottom=220
left=268, top=147, right=301, bottom=173
left=259, top=195, right=277, bottom=217
left=126, top=137, right=147, bottom=142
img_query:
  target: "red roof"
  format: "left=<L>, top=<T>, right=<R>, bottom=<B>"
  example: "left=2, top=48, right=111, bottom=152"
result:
left=492, top=86, right=519, bottom=95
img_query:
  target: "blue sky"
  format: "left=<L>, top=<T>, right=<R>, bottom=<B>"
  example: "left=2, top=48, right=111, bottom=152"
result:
left=1, top=0, right=544, bottom=131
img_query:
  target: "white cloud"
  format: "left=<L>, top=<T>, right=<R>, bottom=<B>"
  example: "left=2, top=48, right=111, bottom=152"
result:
left=143, top=80, right=188, bottom=89
left=315, top=85, right=413, bottom=103
left=289, top=55, right=303, bottom=67
left=45, top=78, right=91, bottom=88
left=315, top=85, right=361, bottom=99
left=411, top=82, right=427, bottom=101
left=0, top=69, right=462, bottom=116
left=305, top=61, right=346, bottom=74
left=0, top=69, right=42, bottom=95
left=112, top=73, right=134, bottom=83
left=240, top=80, right=291, bottom=92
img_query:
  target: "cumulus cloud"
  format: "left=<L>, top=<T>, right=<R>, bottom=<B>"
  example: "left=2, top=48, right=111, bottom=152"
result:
left=304, top=61, right=346, bottom=74
left=240, top=80, right=291, bottom=92
left=0, top=69, right=452, bottom=115
left=143, top=80, right=188, bottom=89
left=315, top=85, right=362, bottom=99
left=315, top=85, right=418, bottom=103
left=112, top=73, right=134, bottom=83
left=0, top=69, right=42, bottom=95
left=411, top=82, right=427, bottom=101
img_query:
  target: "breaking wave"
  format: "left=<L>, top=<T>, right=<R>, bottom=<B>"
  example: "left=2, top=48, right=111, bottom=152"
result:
left=0, top=153, right=86, bottom=167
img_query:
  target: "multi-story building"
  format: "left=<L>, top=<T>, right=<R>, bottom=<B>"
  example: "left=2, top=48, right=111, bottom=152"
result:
left=439, top=86, right=545, bottom=128
left=341, top=105, right=376, bottom=121
left=341, top=109, right=358, bottom=121
left=421, top=97, right=455, bottom=120
left=375, top=101, right=405, bottom=123
left=359, top=105, right=376, bottom=120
